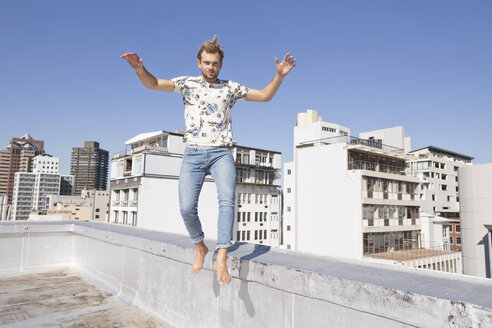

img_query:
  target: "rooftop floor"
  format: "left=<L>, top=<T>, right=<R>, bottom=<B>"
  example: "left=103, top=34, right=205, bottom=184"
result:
left=0, top=269, right=167, bottom=328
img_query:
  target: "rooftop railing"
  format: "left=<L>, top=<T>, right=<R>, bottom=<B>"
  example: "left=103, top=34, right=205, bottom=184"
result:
left=300, top=135, right=405, bottom=154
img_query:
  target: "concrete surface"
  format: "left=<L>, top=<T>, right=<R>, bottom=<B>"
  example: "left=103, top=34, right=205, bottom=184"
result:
left=0, top=269, right=168, bottom=327
left=1, top=221, right=492, bottom=328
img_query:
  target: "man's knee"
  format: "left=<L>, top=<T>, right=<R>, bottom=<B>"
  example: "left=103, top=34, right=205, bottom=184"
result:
left=180, top=201, right=198, bottom=219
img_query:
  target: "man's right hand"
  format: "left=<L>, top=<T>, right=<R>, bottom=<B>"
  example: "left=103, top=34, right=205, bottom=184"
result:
left=120, top=52, right=143, bottom=71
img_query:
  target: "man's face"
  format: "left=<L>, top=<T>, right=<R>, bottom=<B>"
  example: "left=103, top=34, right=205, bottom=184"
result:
left=198, top=51, right=222, bottom=82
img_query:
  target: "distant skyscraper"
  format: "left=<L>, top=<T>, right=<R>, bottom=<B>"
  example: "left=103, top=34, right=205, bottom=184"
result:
left=71, top=141, right=109, bottom=195
left=0, top=134, right=45, bottom=204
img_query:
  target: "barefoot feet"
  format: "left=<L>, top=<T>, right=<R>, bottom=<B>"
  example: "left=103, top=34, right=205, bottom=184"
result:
left=192, top=241, right=208, bottom=275
left=214, top=248, right=231, bottom=286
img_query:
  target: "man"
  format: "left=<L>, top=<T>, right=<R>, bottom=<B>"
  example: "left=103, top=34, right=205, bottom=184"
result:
left=121, top=36, right=296, bottom=286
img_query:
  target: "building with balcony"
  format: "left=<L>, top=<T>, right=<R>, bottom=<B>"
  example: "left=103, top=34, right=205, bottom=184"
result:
left=109, top=131, right=282, bottom=247
left=406, top=146, right=473, bottom=251
left=282, top=110, right=461, bottom=273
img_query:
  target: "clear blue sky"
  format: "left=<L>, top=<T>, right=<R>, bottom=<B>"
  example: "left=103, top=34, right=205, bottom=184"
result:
left=1, top=0, right=491, bottom=175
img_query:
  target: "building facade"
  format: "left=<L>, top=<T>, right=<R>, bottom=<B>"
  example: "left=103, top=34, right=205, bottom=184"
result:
left=0, top=134, right=45, bottom=204
left=459, top=163, right=492, bottom=278
left=12, top=172, right=61, bottom=220
left=11, top=155, right=74, bottom=220
left=71, top=141, right=109, bottom=195
left=282, top=110, right=422, bottom=260
left=109, top=131, right=282, bottom=247
left=406, top=146, right=472, bottom=251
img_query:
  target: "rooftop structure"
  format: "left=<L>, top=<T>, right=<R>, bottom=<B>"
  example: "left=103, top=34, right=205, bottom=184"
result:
left=0, top=221, right=491, bottom=327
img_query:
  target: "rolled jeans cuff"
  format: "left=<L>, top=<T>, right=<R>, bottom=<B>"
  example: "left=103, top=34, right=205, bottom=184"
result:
left=191, top=233, right=205, bottom=244
left=216, top=241, right=233, bottom=249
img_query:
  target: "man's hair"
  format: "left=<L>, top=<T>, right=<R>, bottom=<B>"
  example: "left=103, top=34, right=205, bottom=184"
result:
left=197, top=35, right=224, bottom=63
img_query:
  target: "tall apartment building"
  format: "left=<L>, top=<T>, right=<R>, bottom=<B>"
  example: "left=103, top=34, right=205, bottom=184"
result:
left=109, top=131, right=282, bottom=247
left=283, top=110, right=422, bottom=261
left=71, top=141, right=109, bottom=195
left=12, top=172, right=61, bottom=220
left=406, top=146, right=473, bottom=251
left=11, top=155, right=74, bottom=220
left=0, top=134, right=44, bottom=204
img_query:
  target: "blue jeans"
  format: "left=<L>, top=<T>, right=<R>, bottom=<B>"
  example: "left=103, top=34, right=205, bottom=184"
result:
left=179, top=146, right=236, bottom=249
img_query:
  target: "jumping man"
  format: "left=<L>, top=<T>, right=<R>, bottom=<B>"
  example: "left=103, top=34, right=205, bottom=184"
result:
left=121, top=36, right=296, bottom=286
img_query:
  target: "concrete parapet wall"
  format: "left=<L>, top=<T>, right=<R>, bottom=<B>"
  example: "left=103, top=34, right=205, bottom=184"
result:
left=1, top=221, right=492, bottom=328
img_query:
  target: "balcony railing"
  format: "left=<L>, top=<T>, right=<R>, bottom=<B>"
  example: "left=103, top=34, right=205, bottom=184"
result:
left=300, top=135, right=404, bottom=154
left=349, top=160, right=406, bottom=175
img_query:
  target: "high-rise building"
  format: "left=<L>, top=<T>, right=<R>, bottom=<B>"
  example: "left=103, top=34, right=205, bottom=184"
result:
left=11, top=155, right=73, bottom=220
left=0, top=134, right=45, bottom=204
left=109, top=130, right=282, bottom=247
left=70, top=141, right=109, bottom=195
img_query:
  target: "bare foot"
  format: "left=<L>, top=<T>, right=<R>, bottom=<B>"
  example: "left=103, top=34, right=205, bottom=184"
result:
left=214, top=249, right=231, bottom=285
left=192, top=242, right=208, bottom=274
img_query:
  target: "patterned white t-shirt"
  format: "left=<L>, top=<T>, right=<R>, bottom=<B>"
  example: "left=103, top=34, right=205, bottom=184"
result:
left=172, top=76, right=248, bottom=147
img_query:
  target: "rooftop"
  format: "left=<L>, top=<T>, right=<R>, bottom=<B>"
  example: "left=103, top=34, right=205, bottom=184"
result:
left=410, top=145, right=474, bottom=161
left=1, top=221, right=491, bottom=327
left=0, top=269, right=167, bottom=327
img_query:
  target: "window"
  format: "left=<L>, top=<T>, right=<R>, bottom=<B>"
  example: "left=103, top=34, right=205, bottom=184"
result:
left=287, top=206, right=291, bottom=212
left=255, top=230, right=258, bottom=240
left=457, top=237, right=461, bottom=244
left=450, top=237, right=454, bottom=244
left=456, top=225, right=461, bottom=232
left=247, top=231, right=250, bottom=241
left=287, top=225, right=291, bottom=231
left=287, top=188, right=291, bottom=193
left=322, top=126, right=336, bottom=133
left=287, top=169, right=291, bottom=175
left=96, top=208, right=100, bottom=212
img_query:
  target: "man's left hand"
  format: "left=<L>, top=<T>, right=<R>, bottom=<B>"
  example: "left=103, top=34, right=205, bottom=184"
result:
left=275, top=53, right=297, bottom=77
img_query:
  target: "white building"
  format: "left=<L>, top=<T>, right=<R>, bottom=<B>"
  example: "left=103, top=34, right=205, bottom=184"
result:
left=406, top=146, right=473, bottom=215
left=109, top=131, right=282, bottom=247
left=11, top=155, right=74, bottom=220
left=459, top=163, right=492, bottom=278
left=282, top=110, right=422, bottom=260
left=33, top=155, right=59, bottom=174
left=12, top=172, right=61, bottom=220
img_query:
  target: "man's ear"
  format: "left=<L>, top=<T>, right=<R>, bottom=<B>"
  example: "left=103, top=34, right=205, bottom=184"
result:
left=197, top=59, right=202, bottom=69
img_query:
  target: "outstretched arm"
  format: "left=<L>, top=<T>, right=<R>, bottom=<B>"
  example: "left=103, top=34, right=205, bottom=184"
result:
left=245, top=53, right=296, bottom=102
left=120, top=52, right=174, bottom=92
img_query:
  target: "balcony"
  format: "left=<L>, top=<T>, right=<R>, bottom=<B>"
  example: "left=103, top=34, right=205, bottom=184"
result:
left=0, top=221, right=491, bottom=327
left=300, top=135, right=404, bottom=154
left=349, top=160, right=406, bottom=175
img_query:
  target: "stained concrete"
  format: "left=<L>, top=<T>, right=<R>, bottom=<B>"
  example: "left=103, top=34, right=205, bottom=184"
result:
left=0, top=269, right=168, bottom=328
